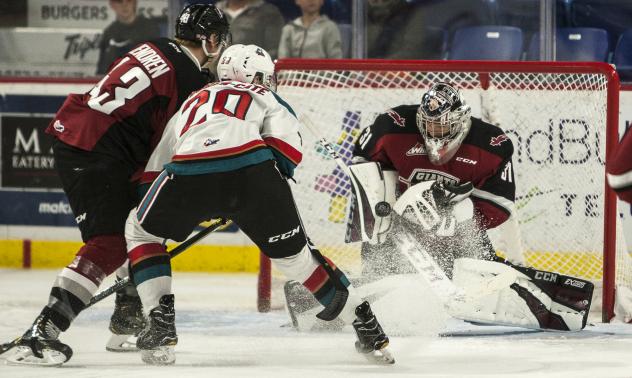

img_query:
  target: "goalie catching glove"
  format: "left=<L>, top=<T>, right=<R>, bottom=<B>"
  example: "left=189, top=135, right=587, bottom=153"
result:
left=393, top=180, right=474, bottom=237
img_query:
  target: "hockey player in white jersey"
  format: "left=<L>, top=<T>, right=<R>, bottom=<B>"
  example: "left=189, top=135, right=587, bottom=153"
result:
left=124, top=44, right=394, bottom=365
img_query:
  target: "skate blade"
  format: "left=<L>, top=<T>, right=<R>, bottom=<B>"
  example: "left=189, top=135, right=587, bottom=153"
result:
left=4, top=346, right=68, bottom=367
left=106, top=334, right=138, bottom=352
left=140, top=346, right=175, bottom=365
left=362, top=346, right=395, bottom=365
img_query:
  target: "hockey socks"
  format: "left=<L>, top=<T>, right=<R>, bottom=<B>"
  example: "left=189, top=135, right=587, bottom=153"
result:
left=46, top=255, right=106, bottom=331
left=128, top=243, right=172, bottom=314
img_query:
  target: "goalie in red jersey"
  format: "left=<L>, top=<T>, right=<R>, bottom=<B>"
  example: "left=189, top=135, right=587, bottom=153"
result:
left=343, top=82, right=594, bottom=332
left=350, top=82, right=515, bottom=277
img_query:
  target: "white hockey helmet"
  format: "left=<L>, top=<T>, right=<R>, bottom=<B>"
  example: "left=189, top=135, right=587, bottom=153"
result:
left=416, top=82, right=472, bottom=165
left=217, top=44, right=277, bottom=91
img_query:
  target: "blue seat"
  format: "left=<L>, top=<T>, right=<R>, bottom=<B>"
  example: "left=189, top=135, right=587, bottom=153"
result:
left=614, top=29, right=632, bottom=82
left=449, top=26, right=523, bottom=60
left=527, top=27, right=609, bottom=61
left=557, top=27, right=609, bottom=61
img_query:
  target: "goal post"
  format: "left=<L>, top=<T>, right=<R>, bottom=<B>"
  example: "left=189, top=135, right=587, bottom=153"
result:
left=259, top=59, right=624, bottom=323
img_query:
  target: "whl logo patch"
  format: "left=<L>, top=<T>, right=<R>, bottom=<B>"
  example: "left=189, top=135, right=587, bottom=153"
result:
left=204, top=138, right=220, bottom=146
left=490, top=134, right=510, bottom=146
left=406, top=142, right=426, bottom=156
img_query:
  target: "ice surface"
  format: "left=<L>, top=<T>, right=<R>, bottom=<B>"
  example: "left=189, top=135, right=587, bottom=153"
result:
left=1, top=269, right=632, bottom=378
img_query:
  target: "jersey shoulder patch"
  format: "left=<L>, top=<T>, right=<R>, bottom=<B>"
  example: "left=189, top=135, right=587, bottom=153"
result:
left=371, top=104, right=419, bottom=136
left=464, top=117, right=513, bottom=159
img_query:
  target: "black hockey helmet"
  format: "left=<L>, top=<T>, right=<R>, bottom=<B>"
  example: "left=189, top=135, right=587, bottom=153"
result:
left=175, top=3, right=230, bottom=45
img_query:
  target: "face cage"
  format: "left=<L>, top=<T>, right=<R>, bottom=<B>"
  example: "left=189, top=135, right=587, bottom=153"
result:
left=202, top=32, right=230, bottom=58
left=416, top=108, right=471, bottom=165
left=254, top=72, right=277, bottom=92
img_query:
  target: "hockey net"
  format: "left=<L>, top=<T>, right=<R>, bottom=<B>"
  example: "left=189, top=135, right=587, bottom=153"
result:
left=258, top=59, right=628, bottom=322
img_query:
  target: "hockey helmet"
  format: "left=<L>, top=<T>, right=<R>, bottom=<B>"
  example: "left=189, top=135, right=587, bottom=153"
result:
left=175, top=4, right=230, bottom=53
left=416, top=82, right=472, bottom=165
left=217, top=44, right=277, bottom=91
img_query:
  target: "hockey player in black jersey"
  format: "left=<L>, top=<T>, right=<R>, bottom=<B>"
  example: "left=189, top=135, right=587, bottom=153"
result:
left=0, top=4, right=230, bottom=367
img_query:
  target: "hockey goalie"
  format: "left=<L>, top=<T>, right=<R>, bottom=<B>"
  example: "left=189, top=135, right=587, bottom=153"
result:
left=286, top=82, right=593, bottom=332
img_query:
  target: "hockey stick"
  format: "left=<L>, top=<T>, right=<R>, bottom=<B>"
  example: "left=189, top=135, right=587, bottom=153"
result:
left=0, top=218, right=230, bottom=356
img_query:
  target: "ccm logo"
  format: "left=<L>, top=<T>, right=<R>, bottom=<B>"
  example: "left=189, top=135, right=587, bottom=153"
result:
left=268, top=225, right=300, bottom=243
left=534, top=271, right=557, bottom=282
left=564, top=278, right=587, bottom=288
left=455, top=157, right=477, bottom=165
left=75, top=212, right=87, bottom=224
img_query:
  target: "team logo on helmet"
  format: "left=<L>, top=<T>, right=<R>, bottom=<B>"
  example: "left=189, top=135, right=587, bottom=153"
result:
left=179, top=12, right=190, bottom=23
left=490, top=134, right=510, bottom=146
left=256, top=48, right=265, bottom=56
left=427, top=97, right=442, bottom=112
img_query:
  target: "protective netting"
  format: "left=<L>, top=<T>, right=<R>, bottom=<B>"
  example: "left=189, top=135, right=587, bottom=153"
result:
left=265, top=61, right=628, bottom=319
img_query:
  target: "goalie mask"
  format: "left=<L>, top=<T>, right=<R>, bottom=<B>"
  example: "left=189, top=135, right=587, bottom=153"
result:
left=217, top=44, right=277, bottom=91
left=416, top=82, right=472, bottom=165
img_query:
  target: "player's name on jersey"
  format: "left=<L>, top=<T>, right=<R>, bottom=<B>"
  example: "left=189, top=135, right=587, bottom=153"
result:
left=129, top=43, right=170, bottom=79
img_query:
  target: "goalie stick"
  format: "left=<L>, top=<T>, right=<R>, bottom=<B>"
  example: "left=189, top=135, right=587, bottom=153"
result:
left=0, top=218, right=231, bottom=356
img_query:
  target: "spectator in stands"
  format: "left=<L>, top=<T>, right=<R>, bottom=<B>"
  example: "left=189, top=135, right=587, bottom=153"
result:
left=216, top=0, right=284, bottom=59
left=278, top=0, right=342, bottom=59
left=367, top=0, right=427, bottom=59
left=96, top=0, right=160, bottom=74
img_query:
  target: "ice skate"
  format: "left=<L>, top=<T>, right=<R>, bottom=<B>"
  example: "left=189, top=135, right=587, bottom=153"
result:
left=106, top=289, right=145, bottom=352
left=137, top=294, right=177, bottom=365
left=3, top=308, right=73, bottom=367
left=352, top=301, right=395, bottom=365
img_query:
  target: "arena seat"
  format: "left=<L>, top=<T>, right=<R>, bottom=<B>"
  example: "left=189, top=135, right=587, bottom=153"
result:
left=449, top=26, right=523, bottom=60
left=614, top=29, right=632, bottom=82
left=527, top=27, right=609, bottom=62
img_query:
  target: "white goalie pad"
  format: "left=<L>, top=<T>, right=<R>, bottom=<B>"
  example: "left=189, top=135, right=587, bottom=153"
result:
left=449, top=258, right=590, bottom=331
left=348, top=162, right=397, bottom=244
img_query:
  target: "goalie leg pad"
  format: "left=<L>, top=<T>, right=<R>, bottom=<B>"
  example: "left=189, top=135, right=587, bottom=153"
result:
left=450, top=258, right=593, bottom=331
